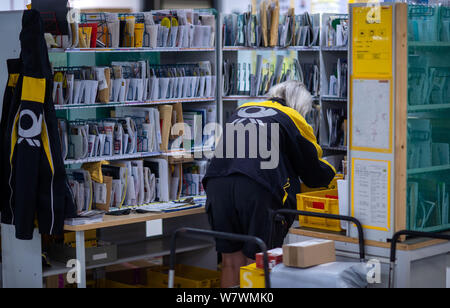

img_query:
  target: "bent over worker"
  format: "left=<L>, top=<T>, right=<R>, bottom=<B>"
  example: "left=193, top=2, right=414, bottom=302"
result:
left=202, top=81, right=336, bottom=288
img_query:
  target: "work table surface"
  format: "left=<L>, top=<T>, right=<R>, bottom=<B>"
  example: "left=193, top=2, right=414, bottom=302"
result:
left=64, top=207, right=206, bottom=232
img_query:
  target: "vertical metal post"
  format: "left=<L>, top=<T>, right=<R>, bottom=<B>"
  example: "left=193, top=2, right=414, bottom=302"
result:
left=75, top=231, right=86, bottom=289
left=216, top=12, right=224, bottom=126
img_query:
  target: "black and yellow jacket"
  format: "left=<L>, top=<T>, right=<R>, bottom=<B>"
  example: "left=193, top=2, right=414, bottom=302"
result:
left=0, top=10, right=76, bottom=240
left=203, top=99, right=336, bottom=211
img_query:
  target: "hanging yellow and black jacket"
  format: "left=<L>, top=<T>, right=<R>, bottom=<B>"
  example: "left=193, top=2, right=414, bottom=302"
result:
left=203, top=98, right=336, bottom=211
left=0, top=10, right=76, bottom=240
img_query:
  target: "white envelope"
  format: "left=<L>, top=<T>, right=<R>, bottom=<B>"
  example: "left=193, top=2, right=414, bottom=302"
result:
left=143, top=78, right=149, bottom=101
left=73, top=80, right=85, bottom=105
left=159, top=77, right=170, bottom=99
left=149, top=76, right=159, bottom=101
left=98, top=134, right=106, bottom=156
left=84, top=80, right=98, bottom=105
left=181, top=76, right=189, bottom=98
left=70, top=126, right=89, bottom=159
left=124, top=79, right=131, bottom=101
left=129, top=78, right=139, bottom=101
left=147, top=25, right=159, bottom=48
left=53, top=82, right=64, bottom=105
left=172, top=77, right=180, bottom=99
left=88, top=134, right=96, bottom=157
left=114, top=123, right=124, bottom=155
left=106, top=13, right=120, bottom=48
left=204, top=76, right=212, bottom=98
left=112, top=79, right=121, bottom=102
left=64, top=74, right=74, bottom=105
left=188, top=24, right=195, bottom=47
left=198, top=76, right=206, bottom=98
left=144, top=167, right=151, bottom=204
left=192, top=76, right=200, bottom=97
left=169, top=26, right=179, bottom=48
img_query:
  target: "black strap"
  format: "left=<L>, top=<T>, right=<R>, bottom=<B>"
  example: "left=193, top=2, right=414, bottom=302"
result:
left=269, top=97, right=287, bottom=106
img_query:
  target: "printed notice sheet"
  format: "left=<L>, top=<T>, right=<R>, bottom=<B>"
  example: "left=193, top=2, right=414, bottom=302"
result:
left=351, top=79, right=392, bottom=152
left=352, top=158, right=390, bottom=231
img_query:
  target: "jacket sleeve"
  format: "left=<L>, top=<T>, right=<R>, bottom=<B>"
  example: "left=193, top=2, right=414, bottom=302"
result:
left=285, top=113, right=336, bottom=189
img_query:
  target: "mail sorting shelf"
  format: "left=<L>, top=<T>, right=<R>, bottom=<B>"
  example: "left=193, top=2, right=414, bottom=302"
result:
left=64, top=148, right=213, bottom=165
left=54, top=97, right=216, bottom=110
left=221, top=48, right=349, bottom=157
left=49, top=47, right=216, bottom=53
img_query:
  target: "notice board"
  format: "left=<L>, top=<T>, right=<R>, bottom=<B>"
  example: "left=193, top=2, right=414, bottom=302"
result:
left=349, top=4, right=396, bottom=242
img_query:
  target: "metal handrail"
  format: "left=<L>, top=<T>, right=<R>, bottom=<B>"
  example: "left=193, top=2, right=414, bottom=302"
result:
left=271, top=209, right=366, bottom=262
left=388, top=230, right=450, bottom=288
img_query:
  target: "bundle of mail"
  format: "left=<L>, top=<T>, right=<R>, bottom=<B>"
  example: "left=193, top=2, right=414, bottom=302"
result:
left=328, top=58, right=348, bottom=98
left=223, top=1, right=320, bottom=48
left=67, top=160, right=159, bottom=213
left=224, top=55, right=319, bottom=97
left=64, top=9, right=216, bottom=49
left=67, top=158, right=210, bottom=213
left=52, top=61, right=216, bottom=105
left=58, top=109, right=162, bottom=161
left=323, top=15, right=349, bottom=48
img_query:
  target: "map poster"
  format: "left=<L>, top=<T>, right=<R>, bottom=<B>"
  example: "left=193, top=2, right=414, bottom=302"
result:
left=351, top=78, right=392, bottom=153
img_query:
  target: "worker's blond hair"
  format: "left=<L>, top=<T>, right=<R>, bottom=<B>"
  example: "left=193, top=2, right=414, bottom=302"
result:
left=267, top=80, right=313, bottom=117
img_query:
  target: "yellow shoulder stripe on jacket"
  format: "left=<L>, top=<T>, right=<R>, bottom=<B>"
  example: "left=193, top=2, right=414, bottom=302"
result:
left=8, top=74, right=19, bottom=88
left=240, top=101, right=337, bottom=173
left=22, top=76, right=46, bottom=104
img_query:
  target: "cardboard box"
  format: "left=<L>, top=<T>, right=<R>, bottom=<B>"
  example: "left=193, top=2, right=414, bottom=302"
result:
left=283, top=239, right=336, bottom=268
left=255, top=248, right=283, bottom=270
left=240, top=263, right=266, bottom=289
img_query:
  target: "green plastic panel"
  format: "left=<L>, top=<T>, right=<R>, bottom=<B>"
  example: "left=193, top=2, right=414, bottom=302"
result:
left=407, top=4, right=450, bottom=232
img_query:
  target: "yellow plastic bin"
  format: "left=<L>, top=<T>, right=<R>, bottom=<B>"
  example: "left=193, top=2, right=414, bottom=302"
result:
left=297, top=189, right=343, bottom=232
left=240, top=263, right=266, bottom=289
left=146, top=265, right=221, bottom=288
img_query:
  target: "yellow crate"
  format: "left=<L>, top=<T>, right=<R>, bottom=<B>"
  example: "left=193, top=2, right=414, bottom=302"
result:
left=146, top=265, right=221, bottom=288
left=297, top=189, right=343, bottom=232
left=301, top=174, right=344, bottom=193
left=240, top=263, right=266, bottom=289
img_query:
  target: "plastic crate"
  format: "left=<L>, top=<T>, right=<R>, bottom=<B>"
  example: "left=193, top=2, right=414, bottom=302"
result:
left=301, top=174, right=344, bottom=193
left=146, top=265, right=221, bottom=288
left=240, top=263, right=266, bottom=289
left=297, top=189, right=343, bottom=232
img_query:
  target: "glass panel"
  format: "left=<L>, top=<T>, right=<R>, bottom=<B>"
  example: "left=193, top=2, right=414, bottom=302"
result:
left=407, top=4, right=450, bottom=232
